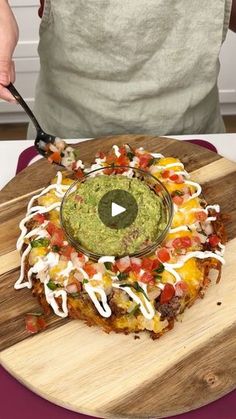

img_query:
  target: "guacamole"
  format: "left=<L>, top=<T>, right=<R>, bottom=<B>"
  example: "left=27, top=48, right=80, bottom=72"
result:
left=61, top=175, right=166, bottom=256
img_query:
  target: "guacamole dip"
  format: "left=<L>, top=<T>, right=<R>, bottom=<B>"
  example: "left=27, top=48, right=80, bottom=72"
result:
left=61, top=175, right=166, bottom=256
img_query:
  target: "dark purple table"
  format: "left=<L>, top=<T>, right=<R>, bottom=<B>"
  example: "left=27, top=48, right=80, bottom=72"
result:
left=1, top=139, right=236, bottom=419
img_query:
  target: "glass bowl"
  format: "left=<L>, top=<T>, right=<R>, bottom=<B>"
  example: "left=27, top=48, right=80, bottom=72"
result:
left=60, top=166, right=173, bottom=260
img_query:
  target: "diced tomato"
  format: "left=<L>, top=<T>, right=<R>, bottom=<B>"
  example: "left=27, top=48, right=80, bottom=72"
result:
left=172, top=195, right=184, bottom=206
left=141, top=258, right=154, bottom=271
left=209, top=234, right=220, bottom=247
left=84, top=263, right=97, bottom=277
left=160, top=283, right=175, bottom=304
left=157, top=248, right=170, bottom=263
left=173, top=236, right=192, bottom=249
left=51, top=229, right=64, bottom=247
left=170, top=174, right=184, bottom=184
left=33, top=213, right=46, bottom=224
left=181, top=236, right=192, bottom=248
left=130, top=257, right=141, bottom=274
left=172, top=238, right=183, bottom=249
left=95, top=151, right=106, bottom=159
left=25, top=314, right=46, bottom=334
left=106, top=153, right=116, bottom=165
left=151, top=258, right=161, bottom=270
left=131, top=263, right=141, bottom=274
left=175, top=280, right=188, bottom=297
left=195, top=211, right=208, bottom=222
left=140, top=271, right=154, bottom=284
left=103, top=167, right=114, bottom=175
left=48, top=151, right=62, bottom=164
left=119, top=146, right=127, bottom=156
left=46, top=221, right=57, bottom=235
left=75, top=168, right=84, bottom=179
left=116, top=155, right=129, bottom=166
left=139, top=153, right=153, bottom=169
left=169, top=173, right=178, bottom=181
left=114, top=166, right=127, bottom=174
left=60, top=245, right=74, bottom=259
left=47, top=222, right=64, bottom=247
left=161, top=169, right=170, bottom=179
left=116, top=256, right=131, bottom=272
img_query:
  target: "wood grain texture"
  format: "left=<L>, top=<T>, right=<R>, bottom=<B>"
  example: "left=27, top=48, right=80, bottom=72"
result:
left=0, top=135, right=236, bottom=419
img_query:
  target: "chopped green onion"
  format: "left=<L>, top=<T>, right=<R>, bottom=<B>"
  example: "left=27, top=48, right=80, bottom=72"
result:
left=104, top=262, right=113, bottom=271
left=147, top=157, right=157, bottom=167
left=73, top=148, right=81, bottom=160
left=47, top=280, right=58, bottom=291
left=52, top=244, right=60, bottom=252
left=153, top=263, right=164, bottom=274
left=127, top=151, right=135, bottom=161
left=172, top=190, right=184, bottom=197
left=129, top=304, right=140, bottom=316
left=82, top=279, right=89, bottom=284
left=154, top=275, right=162, bottom=281
left=31, top=238, right=50, bottom=248
left=117, top=272, right=129, bottom=281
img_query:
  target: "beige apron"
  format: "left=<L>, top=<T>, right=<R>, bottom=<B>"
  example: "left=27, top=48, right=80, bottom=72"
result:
left=28, top=0, right=232, bottom=139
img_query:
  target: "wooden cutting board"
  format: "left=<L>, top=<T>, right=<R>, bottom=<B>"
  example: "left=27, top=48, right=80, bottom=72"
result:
left=1, top=135, right=236, bottom=419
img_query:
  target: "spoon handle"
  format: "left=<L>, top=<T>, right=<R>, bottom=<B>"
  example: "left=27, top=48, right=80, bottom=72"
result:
left=6, top=83, right=42, bottom=133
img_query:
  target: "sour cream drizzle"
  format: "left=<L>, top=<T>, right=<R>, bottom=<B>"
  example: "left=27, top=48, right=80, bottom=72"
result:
left=169, top=224, right=197, bottom=234
left=16, top=202, right=60, bottom=251
left=164, top=251, right=225, bottom=270
left=179, top=204, right=220, bottom=215
left=184, top=180, right=202, bottom=201
left=14, top=245, right=31, bottom=289
left=84, top=283, right=112, bottom=317
left=27, top=172, right=69, bottom=210
left=112, top=283, right=155, bottom=320
left=151, top=152, right=164, bottom=158
left=44, top=280, right=68, bottom=318
left=113, top=145, right=121, bottom=158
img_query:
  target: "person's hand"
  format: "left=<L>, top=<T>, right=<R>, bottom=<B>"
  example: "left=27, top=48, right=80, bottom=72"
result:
left=0, top=1, right=19, bottom=102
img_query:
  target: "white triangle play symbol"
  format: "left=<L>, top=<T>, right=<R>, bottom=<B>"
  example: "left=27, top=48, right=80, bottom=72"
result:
left=111, top=202, right=126, bottom=217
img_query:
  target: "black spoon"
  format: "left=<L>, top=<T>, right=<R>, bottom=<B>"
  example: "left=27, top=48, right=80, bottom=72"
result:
left=6, top=83, right=65, bottom=164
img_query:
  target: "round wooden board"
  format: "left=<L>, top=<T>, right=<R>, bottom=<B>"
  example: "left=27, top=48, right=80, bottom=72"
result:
left=1, top=135, right=236, bottom=419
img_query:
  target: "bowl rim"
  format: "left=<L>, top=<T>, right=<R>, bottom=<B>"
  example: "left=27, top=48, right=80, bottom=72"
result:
left=60, top=165, right=174, bottom=260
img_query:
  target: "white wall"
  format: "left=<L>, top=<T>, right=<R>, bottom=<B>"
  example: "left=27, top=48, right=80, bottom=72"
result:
left=0, top=2, right=235, bottom=122
left=219, top=30, right=236, bottom=115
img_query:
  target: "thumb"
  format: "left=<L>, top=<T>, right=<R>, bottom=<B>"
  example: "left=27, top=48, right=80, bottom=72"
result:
left=0, top=59, right=12, bottom=86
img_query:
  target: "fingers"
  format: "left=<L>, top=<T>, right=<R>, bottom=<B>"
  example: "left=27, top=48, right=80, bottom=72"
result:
left=0, top=84, right=16, bottom=102
left=10, top=60, right=16, bottom=83
left=0, top=59, right=16, bottom=102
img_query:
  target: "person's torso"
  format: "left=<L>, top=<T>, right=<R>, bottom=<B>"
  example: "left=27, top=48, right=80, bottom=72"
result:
left=31, top=0, right=232, bottom=138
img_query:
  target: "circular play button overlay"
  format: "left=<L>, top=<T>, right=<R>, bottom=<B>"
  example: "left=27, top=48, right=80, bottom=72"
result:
left=98, top=189, right=138, bottom=229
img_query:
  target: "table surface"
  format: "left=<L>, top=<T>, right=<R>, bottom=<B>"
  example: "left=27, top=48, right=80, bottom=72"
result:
left=0, top=133, right=236, bottom=419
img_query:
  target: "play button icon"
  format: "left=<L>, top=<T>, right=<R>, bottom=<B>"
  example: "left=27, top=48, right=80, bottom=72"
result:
left=112, top=202, right=126, bottom=217
left=98, top=189, right=138, bottom=229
